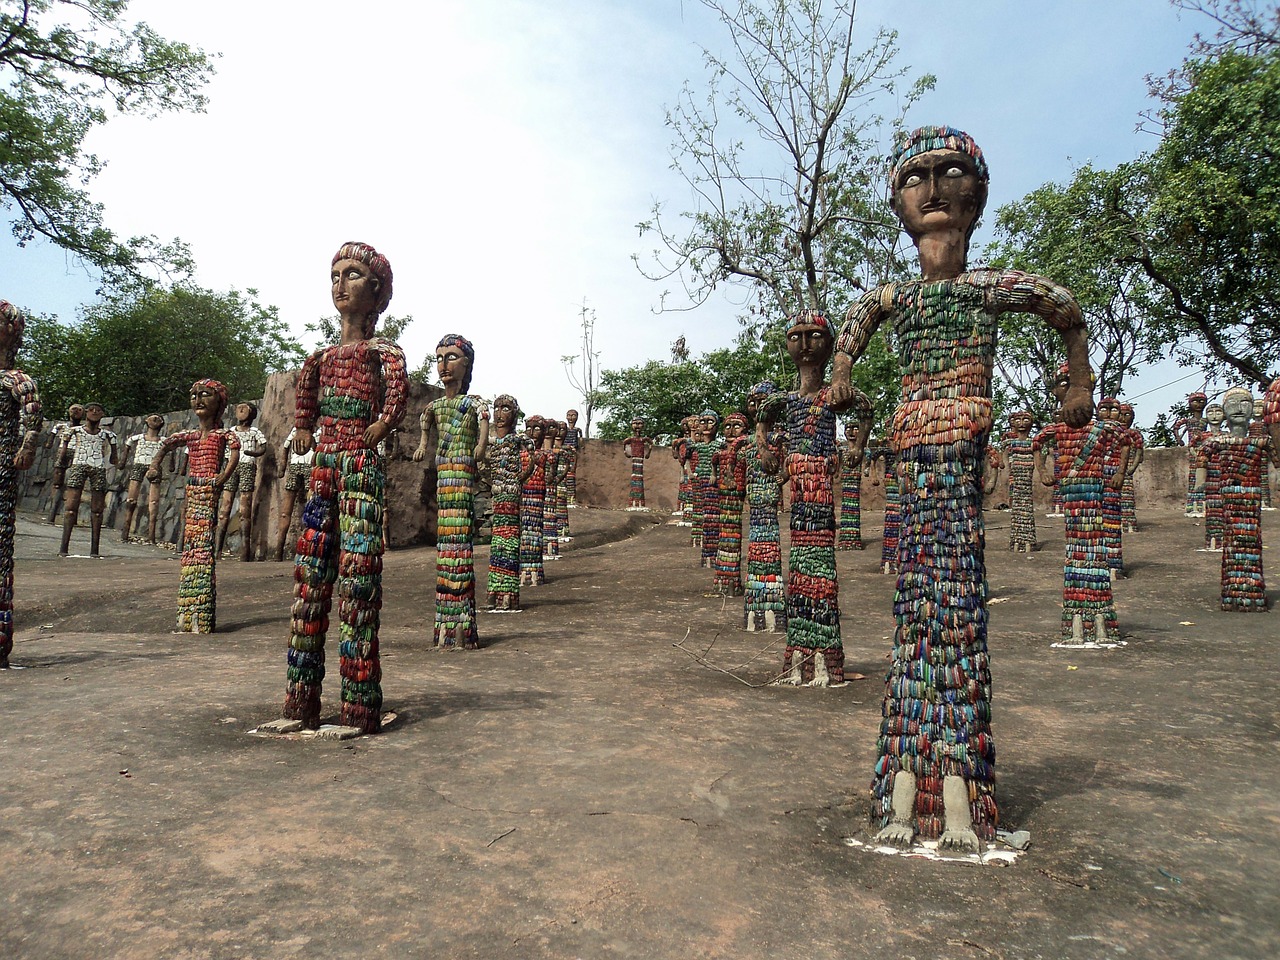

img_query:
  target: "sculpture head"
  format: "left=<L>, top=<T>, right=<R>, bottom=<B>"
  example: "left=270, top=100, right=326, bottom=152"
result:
left=524, top=414, right=546, bottom=447
left=0, top=299, right=26, bottom=356
left=1118, top=403, right=1135, bottom=429
left=1009, top=409, right=1034, bottom=436
left=1204, top=402, right=1224, bottom=428
left=435, top=334, right=475, bottom=394
left=84, top=402, right=105, bottom=425
left=235, top=402, right=258, bottom=426
left=331, top=242, right=393, bottom=336
left=551, top=420, right=566, bottom=445
left=493, top=394, right=519, bottom=435
left=1222, top=387, right=1253, bottom=436
left=1187, top=391, right=1208, bottom=416
left=698, top=409, right=720, bottom=441
left=67, top=403, right=86, bottom=424
left=1097, top=396, right=1122, bottom=424
left=784, top=312, right=834, bottom=369
left=145, top=413, right=165, bottom=432
left=723, top=412, right=748, bottom=439
left=889, top=126, right=989, bottom=248
left=1050, top=363, right=1072, bottom=404
left=745, top=381, right=778, bottom=422
left=629, top=417, right=645, bottom=437
left=566, top=409, right=579, bottom=426
left=190, top=379, right=229, bottom=421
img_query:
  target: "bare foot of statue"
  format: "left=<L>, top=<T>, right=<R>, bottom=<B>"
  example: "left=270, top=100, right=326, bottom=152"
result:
left=873, top=770, right=917, bottom=847
left=938, top=775, right=981, bottom=853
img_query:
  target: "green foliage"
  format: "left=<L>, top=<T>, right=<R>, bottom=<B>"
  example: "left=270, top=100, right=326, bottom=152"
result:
left=0, top=0, right=214, bottom=280
left=22, top=282, right=305, bottom=416
left=1145, top=412, right=1177, bottom=447
left=305, top=312, right=415, bottom=348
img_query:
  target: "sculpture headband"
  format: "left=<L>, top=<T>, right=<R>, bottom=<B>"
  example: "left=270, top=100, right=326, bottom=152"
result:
left=889, top=125, right=989, bottom=202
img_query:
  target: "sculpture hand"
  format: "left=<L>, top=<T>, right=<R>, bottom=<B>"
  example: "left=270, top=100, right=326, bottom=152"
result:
left=292, top=428, right=314, bottom=456
left=1061, top=386, right=1093, bottom=428
left=13, top=448, right=33, bottom=471
left=364, top=418, right=391, bottom=449
left=412, top=444, right=428, bottom=463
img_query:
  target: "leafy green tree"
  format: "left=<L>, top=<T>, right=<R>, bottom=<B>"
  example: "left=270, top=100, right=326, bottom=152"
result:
left=0, top=0, right=214, bottom=280
left=22, top=282, right=305, bottom=416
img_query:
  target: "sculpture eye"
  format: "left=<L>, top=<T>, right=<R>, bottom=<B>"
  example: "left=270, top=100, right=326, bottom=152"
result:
left=901, top=173, right=922, bottom=188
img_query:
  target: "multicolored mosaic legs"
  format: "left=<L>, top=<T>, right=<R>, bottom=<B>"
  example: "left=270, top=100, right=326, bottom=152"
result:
left=674, top=416, right=695, bottom=523
left=486, top=395, right=531, bottom=611
left=1097, top=397, right=1128, bottom=577
left=415, top=334, right=489, bottom=649
left=1198, top=403, right=1226, bottom=549
left=284, top=242, right=408, bottom=734
left=757, top=316, right=854, bottom=687
left=741, top=383, right=785, bottom=632
left=156, top=381, right=240, bottom=634
left=831, top=126, right=1095, bottom=852
left=623, top=418, right=654, bottom=509
left=520, top=417, right=549, bottom=586
left=1197, top=387, right=1278, bottom=611
left=865, top=441, right=899, bottom=573
left=0, top=301, right=42, bottom=668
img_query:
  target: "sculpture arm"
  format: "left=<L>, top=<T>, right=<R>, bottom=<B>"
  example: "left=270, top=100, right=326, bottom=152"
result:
left=830, top=289, right=888, bottom=407
left=474, top=398, right=490, bottom=462
left=412, top=406, right=434, bottom=463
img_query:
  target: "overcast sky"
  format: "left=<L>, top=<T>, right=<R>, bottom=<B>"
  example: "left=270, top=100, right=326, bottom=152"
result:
left=0, top=0, right=1220, bottom=428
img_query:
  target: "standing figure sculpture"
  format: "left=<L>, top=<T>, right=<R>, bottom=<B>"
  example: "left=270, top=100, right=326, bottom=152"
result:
left=216, top=402, right=266, bottom=561
left=551, top=420, right=572, bottom=542
left=1198, top=402, right=1226, bottom=549
left=540, top=422, right=562, bottom=562
left=673, top=415, right=696, bottom=523
left=689, top=410, right=723, bottom=564
left=623, top=418, right=654, bottom=509
left=1248, top=394, right=1273, bottom=510
left=486, top=395, right=532, bottom=611
left=837, top=396, right=874, bottom=551
left=519, top=416, right=549, bottom=586
left=414, top=334, right=490, bottom=649
left=274, top=423, right=319, bottom=561
left=1096, top=397, right=1130, bottom=577
left=864, top=436, right=900, bottom=574
left=740, top=382, right=785, bottom=632
left=152, top=381, right=239, bottom=633
left=1118, top=403, right=1144, bottom=533
left=830, top=127, right=1094, bottom=851
left=1196, top=387, right=1278, bottom=611
left=1002, top=410, right=1038, bottom=551
left=45, top=403, right=83, bottom=525
left=1174, top=392, right=1209, bottom=517
left=57, top=402, right=118, bottom=558
left=712, top=412, right=749, bottom=596
left=564, top=408, right=583, bottom=507
left=282, top=242, right=408, bottom=733
left=121, top=414, right=171, bottom=544
left=757, top=314, right=856, bottom=686
left=0, top=301, right=42, bottom=668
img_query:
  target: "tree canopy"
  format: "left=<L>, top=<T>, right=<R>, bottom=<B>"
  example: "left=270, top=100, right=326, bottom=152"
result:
left=0, top=0, right=214, bottom=281
left=22, top=282, right=306, bottom=417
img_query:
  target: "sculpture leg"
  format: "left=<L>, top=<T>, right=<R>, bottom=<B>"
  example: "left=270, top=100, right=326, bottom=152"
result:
left=176, top=480, right=218, bottom=633
left=45, top=464, right=64, bottom=524
left=939, top=774, right=980, bottom=853
left=122, top=478, right=142, bottom=542
left=146, top=479, right=161, bottom=544
left=58, top=488, right=83, bottom=556
left=214, top=486, right=235, bottom=558
left=88, top=490, right=105, bottom=557
left=275, top=487, right=298, bottom=561
left=285, top=458, right=338, bottom=728
left=239, top=490, right=255, bottom=561
left=336, top=449, right=384, bottom=733
left=873, top=769, right=916, bottom=846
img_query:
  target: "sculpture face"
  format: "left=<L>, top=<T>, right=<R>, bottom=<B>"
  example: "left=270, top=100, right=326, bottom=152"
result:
left=235, top=403, right=253, bottom=424
left=1222, top=392, right=1252, bottom=436
left=698, top=414, right=719, bottom=440
left=190, top=385, right=219, bottom=418
left=1205, top=403, right=1224, bottom=428
left=493, top=398, right=516, bottom=431
left=1097, top=399, right=1121, bottom=423
left=85, top=403, right=105, bottom=425
left=785, top=323, right=833, bottom=367
left=1188, top=395, right=1207, bottom=416
left=331, top=258, right=379, bottom=318
left=630, top=419, right=644, bottom=437
left=1010, top=411, right=1034, bottom=435
left=1050, top=370, right=1071, bottom=404
left=525, top=420, right=545, bottom=447
left=435, top=343, right=470, bottom=390
left=723, top=418, right=745, bottom=440
left=145, top=414, right=164, bottom=431
left=566, top=409, right=579, bottom=426
left=892, top=149, right=984, bottom=242
left=68, top=403, right=85, bottom=422
left=1119, top=407, right=1135, bottom=429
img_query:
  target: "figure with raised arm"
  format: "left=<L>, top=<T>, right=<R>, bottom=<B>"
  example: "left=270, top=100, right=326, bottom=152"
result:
left=829, top=127, right=1094, bottom=851
left=152, top=381, right=239, bottom=632
left=121, top=414, right=171, bottom=544
left=414, top=334, right=490, bottom=649
left=623, top=417, right=654, bottom=509
left=58, top=402, right=118, bottom=558
left=486, top=395, right=532, bottom=611
left=282, top=242, right=408, bottom=733
left=0, top=301, right=42, bottom=667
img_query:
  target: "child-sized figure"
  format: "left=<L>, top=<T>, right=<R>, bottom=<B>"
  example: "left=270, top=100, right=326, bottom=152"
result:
left=540, top=421, right=563, bottom=562
left=1096, top=397, right=1130, bottom=577
left=216, top=402, right=267, bottom=561
left=712, top=412, right=750, bottom=596
left=283, top=242, right=408, bottom=734
left=1118, top=403, right=1144, bottom=533
left=830, top=127, right=1094, bottom=851
left=551, top=420, right=572, bottom=541
left=45, top=403, right=84, bottom=525
left=864, top=437, right=900, bottom=573
left=273, top=425, right=318, bottom=561
left=0, top=301, right=43, bottom=668
left=623, top=417, right=654, bottom=509
left=689, top=410, right=723, bottom=566
left=673, top=415, right=696, bottom=523
left=486, top=395, right=533, bottom=611
left=58, top=402, right=118, bottom=558
left=152, top=381, right=240, bottom=633
left=1175, top=392, right=1210, bottom=517
left=1000, top=410, right=1038, bottom=551
left=1196, top=387, right=1278, bottom=611
left=757, top=313, right=856, bottom=686
left=519, top=416, right=549, bottom=586
left=121, top=414, right=171, bottom=544
left=836, top=399, right=873, bottom=550
left=1248, top=394, right=1274, bottom=510
left=564, top=408, right=583, bottom=507
left=740, top=382, right=785, bottom=632
left=1199, top=402, right=1226, bottom=549
left=414, top=334, right=490, bottom=649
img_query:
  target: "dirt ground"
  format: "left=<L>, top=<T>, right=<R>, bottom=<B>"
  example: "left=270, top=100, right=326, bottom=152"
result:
left=2, top=502, right=1278, bottom=960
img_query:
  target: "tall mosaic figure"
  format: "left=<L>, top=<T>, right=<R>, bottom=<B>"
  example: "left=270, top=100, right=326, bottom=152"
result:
left=486, top=395, right=532, bottom=611
left=830, top=127, right=1094, bottom=851
left=283, top=242, right=408, bottom=734
left=623, top=418, right=654, bottom=509
left=564, top=408, right=583, bottom=506
left=1002, top=410, right=1038, bottom=551
left=414, top=335, right=489, bottom=649
left=740, top=382, right=785, bottom=632
left=1118, top=403, right=1144, bottom=532
left=837, top=396, right=873, bottom=551
left=757, top=314, right=856, bottom=686
left=154, top=381, right=239, bottom=633
left=1174, top=392, right=1209, bottom=517
left=0, top=301, right=42, bottom=668
left=519, top=416, right=549, bottom=586
left=712, top=413, right=750, bottom=596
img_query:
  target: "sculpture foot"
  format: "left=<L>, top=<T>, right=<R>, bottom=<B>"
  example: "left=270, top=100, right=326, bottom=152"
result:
left=940, top=775, right=980, bottom=853
left=938, top=827, right=981, bottom=854
left=764, top=610, right=777, bottom=633
left=745, top=616, right=757, bottom=633
left=873, top=819, right=916, bottom=848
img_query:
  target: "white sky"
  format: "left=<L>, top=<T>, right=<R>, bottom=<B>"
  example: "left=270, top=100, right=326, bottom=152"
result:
left=0, top=0, right=1226, bottom=428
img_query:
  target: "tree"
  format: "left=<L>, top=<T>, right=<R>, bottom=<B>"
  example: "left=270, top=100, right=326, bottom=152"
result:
left=985, top=164, right=1156, bottom=423
left=560, top=298, right=600, bottom=437
left=22, top=281, right=305, bottom=416
left=0, top=0, right=214, bottom=281
left=635, top=0, right=931, bottom=328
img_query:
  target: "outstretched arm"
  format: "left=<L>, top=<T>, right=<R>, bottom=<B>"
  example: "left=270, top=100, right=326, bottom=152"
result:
left=830, top=289, right=889, bottom=408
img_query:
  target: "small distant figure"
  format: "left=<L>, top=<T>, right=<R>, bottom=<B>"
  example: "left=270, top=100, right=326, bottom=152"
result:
left=1001, top=410, right=1038, bottom=551
left=58, top=402, right=118, bottom=558
left=689, top=410, right=723, bottom=566
left=712, top=412, right=749, bottom=596
left=1174, top=391, right=1210, bottom=517
left=740, top=382, right=785, bottom=632
left=836, top=396, right=873, bottom=551
left=672, top=415, right=696, bottom=523
left=863, top=435, right=899, bottom=574
left=623, top=417, right=654, bottom=509
left=273, top=424, right=318, bottom=562
left=216, top=401, right=266, bottom=561
left=45, top=403, right=84, bottom=525
left=1118, top=403, right=1144, bottom=533
left=486, top=395, right=533, bottom=611
left=519, top=416, right=549, bottom=587
left=564, top=408, right=583, bottom=507
left=121, top=414, right=172, bottom=544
